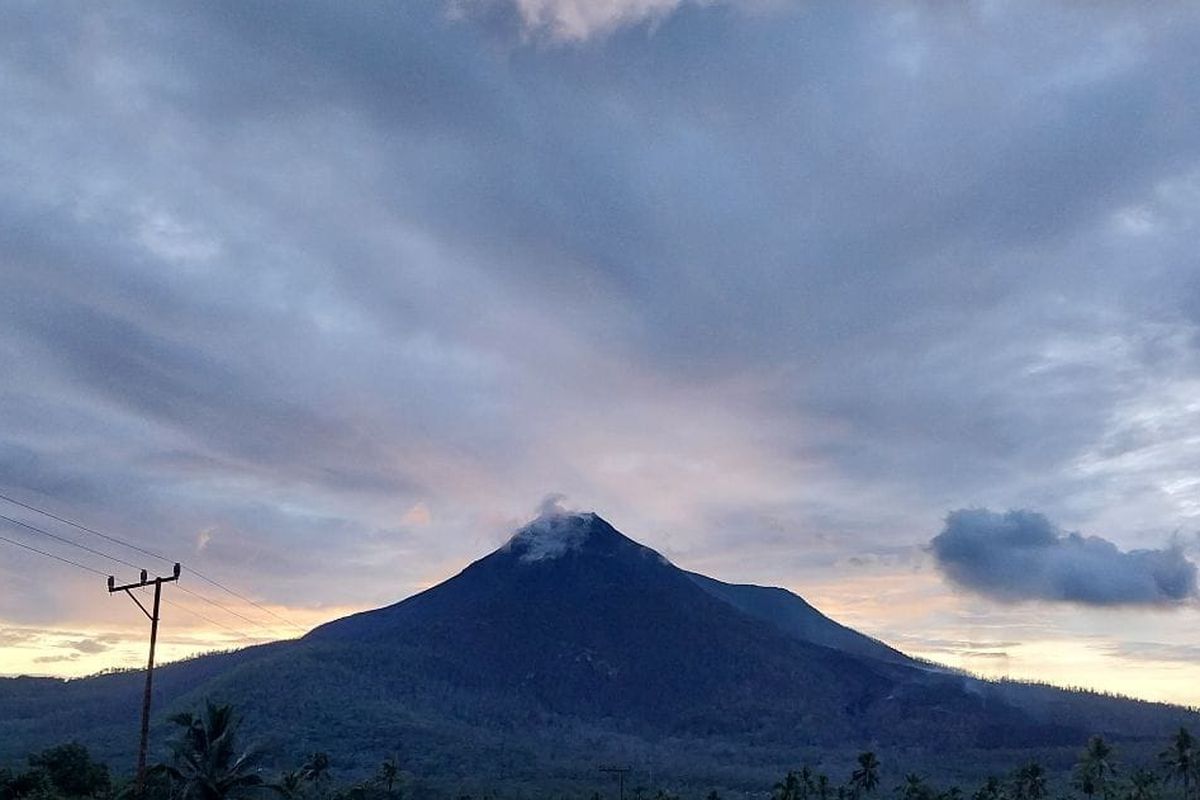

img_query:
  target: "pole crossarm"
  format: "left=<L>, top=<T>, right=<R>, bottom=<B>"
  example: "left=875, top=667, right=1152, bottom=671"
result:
left=108, top=562, right=180, bottom=594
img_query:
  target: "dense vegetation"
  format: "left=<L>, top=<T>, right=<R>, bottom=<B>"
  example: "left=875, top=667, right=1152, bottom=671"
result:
left=2, top=702, right=1198, bottom=800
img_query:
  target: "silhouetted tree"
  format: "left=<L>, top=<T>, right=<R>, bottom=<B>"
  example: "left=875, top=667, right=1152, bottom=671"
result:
left=152, top=702, right=266, bottom=800
left=1125, top=769, right=1159, bottom=800
left=375, top=759, right=399, bottom=795
left=1, top=768, right=52, bottom=800
left=1161, top=728, right=1197, bottom=800
left=851, top=753, right=881, bottom=800
left=799, top=767, right=817, bottom=800
left=776, top=771, right=803, bottom=800
left=28, top=743, right=110, bottom=798
left=900, top=774, right=931, bottom=800
left=971, top=776, right=1002, bottom=800
left=275, top=772, right=304, bottom=800
left=816, top=774, right=832, bottom=800
left=1075, top=736, right=1117, bottom=800
left=300, top=754, right=330, bottom=793
left=1010, top=762, right=1046, bottom=800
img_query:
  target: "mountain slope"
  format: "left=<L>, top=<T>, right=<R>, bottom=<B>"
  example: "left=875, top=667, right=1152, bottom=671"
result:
left=685, top=571, right=916, bottom=666
left=305, top=512, right=903, bottom=732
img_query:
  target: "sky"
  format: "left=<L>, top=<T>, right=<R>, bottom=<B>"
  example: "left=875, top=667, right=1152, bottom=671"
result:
left=2, top=0, right=1200, bottom=706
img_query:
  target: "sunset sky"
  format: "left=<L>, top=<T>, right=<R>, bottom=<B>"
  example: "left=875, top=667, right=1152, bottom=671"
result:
left=2, top=1, right=1199, bottom=706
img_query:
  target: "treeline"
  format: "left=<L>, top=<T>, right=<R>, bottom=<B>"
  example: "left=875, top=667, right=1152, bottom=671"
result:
left=1, top=702, right=1197, bottom=800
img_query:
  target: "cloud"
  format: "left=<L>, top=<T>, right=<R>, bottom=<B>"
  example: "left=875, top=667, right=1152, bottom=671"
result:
left=501, top=0, right=701, bottom=41
left=33, top=654, right=81, bottom=664
left=930, top=509, right=1198, bottom=606
left=67, top=638, right=112, bottom=655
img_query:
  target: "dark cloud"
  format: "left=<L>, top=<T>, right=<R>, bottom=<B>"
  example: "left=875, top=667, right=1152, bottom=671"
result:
left=931, top=509, right=1198, bottom=606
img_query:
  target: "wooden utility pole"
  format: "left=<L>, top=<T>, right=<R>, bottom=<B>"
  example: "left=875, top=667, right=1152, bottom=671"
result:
left=599, top=766, right=630, bottom=800
left=108, top=563, right=181, bottom=797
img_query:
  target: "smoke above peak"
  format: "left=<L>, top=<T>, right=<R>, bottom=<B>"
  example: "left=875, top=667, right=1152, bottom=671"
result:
left=536, top=493, right=572, bottom=520
left=930, top=509, right=1198, bottom=607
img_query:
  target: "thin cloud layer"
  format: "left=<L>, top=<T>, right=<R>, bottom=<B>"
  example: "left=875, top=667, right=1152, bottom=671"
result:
left=931, top=509, right=1198, bottom=606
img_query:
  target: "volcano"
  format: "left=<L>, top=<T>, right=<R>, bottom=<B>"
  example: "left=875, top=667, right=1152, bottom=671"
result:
left=2, top=512, right=1196, bottom=791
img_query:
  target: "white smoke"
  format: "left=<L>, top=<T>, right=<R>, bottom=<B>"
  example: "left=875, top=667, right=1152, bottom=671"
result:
left=506, top=494, right=594, bottom=562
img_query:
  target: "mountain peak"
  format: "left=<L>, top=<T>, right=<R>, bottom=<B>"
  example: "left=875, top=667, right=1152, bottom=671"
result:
left=503, top=510, right=608, bottom=562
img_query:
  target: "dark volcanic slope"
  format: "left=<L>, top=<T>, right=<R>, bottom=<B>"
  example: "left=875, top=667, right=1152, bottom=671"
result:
left=306, top=513, right=904, bottom=732
left=685, top=571, right=915, bottom=666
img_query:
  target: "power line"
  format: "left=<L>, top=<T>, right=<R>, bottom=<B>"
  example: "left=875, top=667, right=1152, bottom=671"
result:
left=183, top=568, right=306, bottom=633
left=0, top=491, right=170, bottom=563
left=3, top=506, right=282, bottom=634
left=0, top=492, right=307, bottom=634
left=0, top=512, right=144, bottom=571
left=174, top=584, right=276, bottom=633
left=134, top=584, right=259, bottom=643
left=0, top=532, right=109, bottom=576
left=0, top=534, right=256, bottom=642
left=159, top=596, right=258, bottom=641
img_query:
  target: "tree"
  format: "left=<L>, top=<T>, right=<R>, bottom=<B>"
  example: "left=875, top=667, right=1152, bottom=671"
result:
left=776, top=772, right=803, bottom=800
left=152, top=701, right=267, bottom=800
left=1010, top=762, right=1046, bottom=800
left=1075, top=736, right=1117, bottom=800
left=900, top=774, right=931, bottom=800
left=1, top=768, right=52, bottom=800
left=800, top=767, right=817, bottom=800
left=275, top=772, right=304, bottom=800
left=28, top=743, right=111, bottom=798
left=375, top=759, right=399, bottom=796
left=816, top=774, right=831, bottom=800
left=971, top=776, right=1001, bottom=800
left=851, top=753, right=881, bottom=800
left=300, top=754, right=330, bottom=794
left=1125, top=769, right=1159, bottom=800
left=1161, top=728, right=1197, bottom=800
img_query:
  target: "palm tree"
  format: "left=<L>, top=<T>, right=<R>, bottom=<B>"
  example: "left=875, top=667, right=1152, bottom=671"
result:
left=276, top=771, right=304, bottom=800
left=971, top=776, right=1001, bottom=800
left=376, top=758, right=399, bottom=795
left=901, top=774, right=929, bottom=800
left=1161, top=728, right=1197, bottom=800
left=776, top=771, right=803, bottom=800
left=1075, top=736, right=1117, bottom=800
left=799, top=766, right=816, bottom=800
left=153, top=701, right=266, bottom=800
left=816, top=774, right=831, bottom=800
left=1126, top=769, right=1160, bottom=800
left=300, top=753, right=330, bottom=793
left=1010, top=761, right=1046, bottom=800
left=851, top=752, right=881, bottom=800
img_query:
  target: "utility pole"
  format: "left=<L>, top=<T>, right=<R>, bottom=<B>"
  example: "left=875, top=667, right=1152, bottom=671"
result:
left=599, top=766, right=630, bottom=800
left=108, top=562, right=181, bottom=797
